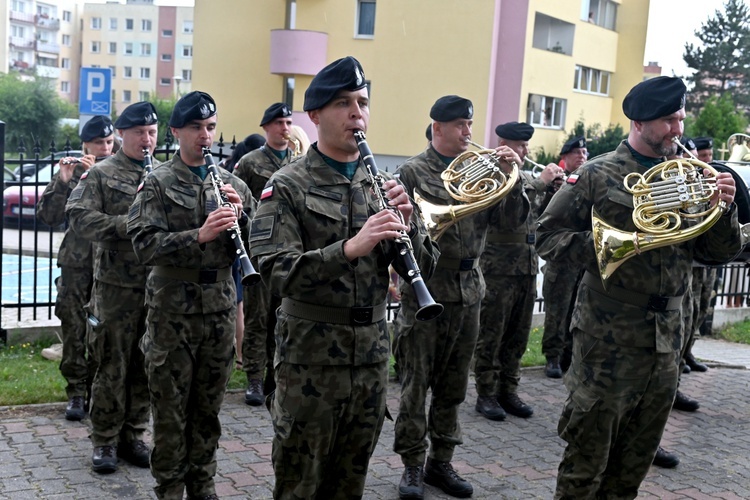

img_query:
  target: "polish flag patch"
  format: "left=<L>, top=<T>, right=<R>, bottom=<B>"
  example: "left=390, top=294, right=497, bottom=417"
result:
left=261, top=186, right=274, bottom=200
left=566, top=174, right=579, bottom=184
left=80, top=171, right=89, bottom=180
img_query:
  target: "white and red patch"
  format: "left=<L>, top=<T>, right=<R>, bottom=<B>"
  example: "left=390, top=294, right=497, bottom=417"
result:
left=80, top=171, right=89, bottom=180
left=566, top=174, right=579, bottom=184
left=261, top=186, right=274, bottom=200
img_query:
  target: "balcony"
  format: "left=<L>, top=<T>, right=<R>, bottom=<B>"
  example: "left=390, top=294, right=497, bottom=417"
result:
left=269, top=29, right=328, bottom=76
left=10, top=11, right=35, bottom=24
left=9, top=36, right=35, bottom=49
left=35, top=16, right=61, bottom=31
left=36, top=65, right=60, bottom=79
left=35, top=41, right=60, bottom=54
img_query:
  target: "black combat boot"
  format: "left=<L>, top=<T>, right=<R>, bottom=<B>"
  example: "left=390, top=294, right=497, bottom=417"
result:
left=117, top=439, right=150, bottom=468
left=245, top=377, right=264, bottom=406
left=65, top=396, right=86, bottom=421
left=92, top=445, right=118, bottom=473
left=398, top=465, right=424, bottom=499
left=424, top=458, right=473, bottom=498
left=685, top=352, right=708, bottom=372
left=652, top=446, right=680, bottom=468
left=673, top=390, right=700, bottom=412
left=545, top=356, right=563, bottom=378
left=475, top=395, right=506, bottom=421
left=498, top=392, right=534, bottom=418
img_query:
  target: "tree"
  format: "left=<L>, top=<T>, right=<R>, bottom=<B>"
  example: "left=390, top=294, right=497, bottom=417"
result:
left=148, top=93, right=178, bottom=145
left=683, top=0, right=750, bottom=112
left=0, top=73, right=73, bottom=151
left=686, top=93, right=749, bottom=159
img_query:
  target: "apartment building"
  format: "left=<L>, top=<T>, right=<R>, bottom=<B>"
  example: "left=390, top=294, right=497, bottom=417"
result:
left=192, top=0, right=648, bottom=165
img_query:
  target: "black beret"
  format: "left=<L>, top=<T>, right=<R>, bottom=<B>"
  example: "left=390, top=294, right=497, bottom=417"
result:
left=170, top=91, right=217, bottom=128
left=260, top=102, right=292, bottom=126
left=693, top=136, right=713, bottom=150
left=560, top=136, right=587, bottom=155
left=495, top=121, right=534, bottom=141
left=114, top=101, right=158, bottom=130
left=430, top=95, right=473, bottom=122
left=244, top=133, right=266, bottom=150
left=425, top=124, right=433, bottom=142
left=680, top=136, right=696, bottom=151
left=303, top=56, right=367, bottom=111
left=81, top=115, right=114, bottom=142
left=622, top=76, right=686, bottom=121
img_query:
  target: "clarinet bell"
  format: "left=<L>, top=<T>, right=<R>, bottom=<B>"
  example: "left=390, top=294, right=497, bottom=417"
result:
left=238, top=254, right=262, bottom=286
left=412, top=280, right=443, bottom=321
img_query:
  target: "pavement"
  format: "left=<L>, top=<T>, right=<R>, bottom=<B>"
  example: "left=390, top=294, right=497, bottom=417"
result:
left=1, top=338, right=749, bottom=499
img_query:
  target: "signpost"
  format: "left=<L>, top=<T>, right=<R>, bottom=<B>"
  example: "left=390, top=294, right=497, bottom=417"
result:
left=78, top=67, right=112, bottom=134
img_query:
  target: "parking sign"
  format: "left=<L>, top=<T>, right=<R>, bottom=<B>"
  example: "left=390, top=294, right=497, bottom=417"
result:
left=79, top=67, right=112, bottom=115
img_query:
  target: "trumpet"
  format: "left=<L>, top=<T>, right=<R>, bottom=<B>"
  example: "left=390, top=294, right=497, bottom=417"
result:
left=353, top=130, right=443, bottom=321
left=525, top=156, right=547, bottom=178
left=284, top=133, right=301, bottom=158
left=142, top=148, right=153, bottom=175
left=202, top=147, right=262, bottom=286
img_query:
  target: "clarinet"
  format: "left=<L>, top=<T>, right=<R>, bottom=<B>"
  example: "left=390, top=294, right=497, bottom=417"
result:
left=142, top=148, right=153, bottom=175
left=353, top=131, right=443, bottom=321
left=203, top=147, right=262, bottom=286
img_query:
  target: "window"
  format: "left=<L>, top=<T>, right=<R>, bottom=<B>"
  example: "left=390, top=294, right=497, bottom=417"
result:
left=162, top=29, right=173, bottom=37
left=142, top=19, right=152, bottom=31
left=183, top=20, right=193, bottom=33
left=62, top=11, right=71, bottom=22
left=125, top=18, right=133, bottom=30
left=61, top=81, right=70, bottom=93
left=36, top=4, right=50, bottom=17
left=139, top=91, right=149, bottom=101
left=574, top=65, right=610, bottom=95
left=12, top=1, right=26, bottom=13
left=11, top=25, right=25, bottom=38
left=91, top=41, right=101, bottom=53
left=109, top=17, right=117, bottom=30
left=62, top=34, right=71, bottom=46
left=124, top=42, right=133, bottom=55
left=38, top=56, right=55, bottom=67
left=182, top=45, right=193, bottom=58
left=61, top=58, right=70, bottom=69
left=91, top=17, right=101, bottom=29
left=161, top=53, right=172, bottom=61
left=356, top=0, right=376, bottom=37
left=532, top=13, right=575, bottom=56
left=160, top=77, right=171, bottom=86
left=108, top=42, right=117, bottom=54
left=123, top=90, right=131, bottom=102
left=527, top=94, right=566, bottom=129
left=140, top=67, right=150, bottom=79
left=582, top=0, right=618, bottom=30
left=140, top=43, right=152, bottom=56
left=124, top=66, right=132, bottom=78
left=109, top=65, right=116, bottom=77
left=182, top=69, right=192, bottom=82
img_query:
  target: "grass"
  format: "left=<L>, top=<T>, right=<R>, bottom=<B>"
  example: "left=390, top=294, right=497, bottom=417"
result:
left=2, top=320, right=747, bottom=406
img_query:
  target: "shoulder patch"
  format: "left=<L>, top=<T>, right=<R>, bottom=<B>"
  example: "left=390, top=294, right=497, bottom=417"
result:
left=566, top=174, right=579, bottom=184
left=80, top=171, right=89, bottom=180
left=137, top=181, right=144, bottom=192
left=261, top=186, right=274, bottom=200
left=128, top=199, right=142, bottom=222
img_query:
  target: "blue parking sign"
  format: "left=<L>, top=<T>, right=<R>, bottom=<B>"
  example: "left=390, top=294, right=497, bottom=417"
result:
left=79, top=67, right=112, bottom=115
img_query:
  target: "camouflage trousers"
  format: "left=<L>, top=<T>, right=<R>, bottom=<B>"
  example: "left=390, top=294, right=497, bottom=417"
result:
left=474, top=274, right=535, bottom=396
left=87, top=281, right=150, bottom=447
left=541, top=267, right=581, bottom=359
left=270, top=361, right=388, bottom=500
left=555, top=329, right=679, bottom=499
left=55, top=264, right=94, bottom=398
left=241, top=282, right=279, bottom=391
left=393, top=299, right=480, bottom=466
left=680, top=267, right=717, bottom=372
left=141, top=307, right=235, bottom=500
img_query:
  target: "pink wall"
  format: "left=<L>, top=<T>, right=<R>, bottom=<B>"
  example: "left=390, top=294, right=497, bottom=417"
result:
left=156, top=6, right=177, bottom=99
left=269, top=30, right=328, bottom=76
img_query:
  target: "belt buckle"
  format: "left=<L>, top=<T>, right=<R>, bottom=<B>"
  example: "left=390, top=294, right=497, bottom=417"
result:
left=459, top=259, right=474, bottom=271
left=199, top=270, right=218, bottom=283
left=647, top=295, right=669, bottom=312
left=351, top=306, right=373, bottom=325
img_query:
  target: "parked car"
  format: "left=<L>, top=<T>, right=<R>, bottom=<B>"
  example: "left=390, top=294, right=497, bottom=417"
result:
left=2, top=163, right=61, bottom=229
left=12, top=150, right=83, bottom=180
left=3, top=167, right=16, bottom=183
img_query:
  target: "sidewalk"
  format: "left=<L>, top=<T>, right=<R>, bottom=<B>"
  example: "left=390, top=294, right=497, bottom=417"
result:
left=1, top=338, right=749, bottom=499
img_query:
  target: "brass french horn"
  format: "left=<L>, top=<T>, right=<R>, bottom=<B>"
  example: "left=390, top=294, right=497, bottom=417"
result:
left=592, top=138, right=727, bottom=283
left=415, top=140, right=519, bottom=240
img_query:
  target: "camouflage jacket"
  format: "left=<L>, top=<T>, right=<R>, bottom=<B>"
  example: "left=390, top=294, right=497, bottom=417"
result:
left=127, top=152, right=256, bottom=315
left=537, top=141, right=742, bottom=352
left=233, top=146, right=294, bottom=200
left=37, top=162, right=92, bottom=267
left=65, top=149, right=155, bottom=288
left=396, top=145, right=524, bottom=303
left=249, top=146, right=439, bottom=366
left=482, top=170, right=539, bottom=277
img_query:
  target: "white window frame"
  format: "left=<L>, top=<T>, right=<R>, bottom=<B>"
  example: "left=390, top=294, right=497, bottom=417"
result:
left=140, top=67, right=150, bottom=79
left=90, top=17, right=101, bottom=30
left=141, top=43, right=152, bottom=56
left=182, top=69, right=192, bottom=82
left=142, top=19, right=152, bottom=32
left=182, top=45, right=193, bottom=58
left=124, top=42, right=133, bottom=56
left=527, top=94, right=566, bottom=129
left=60, top=81, right=70, bottom=93
left=123, top=66, right=132, bottom=78
left=125, top=18, right=134, bottom=31
left=62, top=11, right=72, bottom=22
left=573, top=65, right=611, bottom=96
left=62, top=34, right=71, bottom=46
left=355, top=0, right=376, bottom=38
left=123, top=89, right=131, bottom=102
left=61, top=58, right=70, bottom=69
left=109, top=17, right=118, bottom=30
left=108, top=42, right=117, bottom=54
left=109, top=65, right=116, bottom=77
left=160, top=53, right=172, bottom=62
left=162, top=29, right=173, bottom=37
left=159, top=77, right=171, bottom=86
left=91, top=41, right=101, bottom=53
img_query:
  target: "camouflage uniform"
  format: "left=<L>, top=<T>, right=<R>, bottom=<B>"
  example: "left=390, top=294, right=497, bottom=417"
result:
left=541, top=261, right=581, bottom=362
left=37, top=163, right=94, bottom=400
left=249, top=146, right=438, bottom=499
left=233, top=146, right=293, bottom=389
left=536, top=141, right=742, bottom=498
left=65, top=149, right=152, bottom=451
left=127, top=152, right=255, bottom=499
left=474, top=171, right=540, bottom=398
left=393, top=146, right=523, bottom=465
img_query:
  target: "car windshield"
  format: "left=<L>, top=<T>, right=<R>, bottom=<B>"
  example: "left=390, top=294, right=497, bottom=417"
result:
left=22, top=164, right=56, bottom=183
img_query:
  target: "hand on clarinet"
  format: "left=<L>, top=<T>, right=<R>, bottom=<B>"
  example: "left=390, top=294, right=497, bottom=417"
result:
left=343, top=209, right=409, bottom=261
left=220, top=184, right=244, bottom=217
left=198, top=206, right=237, bottom=244
left=382, top=179, right=413, bottom=222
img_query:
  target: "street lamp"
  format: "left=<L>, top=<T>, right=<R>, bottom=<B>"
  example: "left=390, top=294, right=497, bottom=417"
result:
left=173, top=75, right=183, bottom=97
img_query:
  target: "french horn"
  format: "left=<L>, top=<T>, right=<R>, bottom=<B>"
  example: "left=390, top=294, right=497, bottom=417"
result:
left=726, top=133, right=750, bottom=163
left=415, top=140, right=519, bottom=240
left=593, top=138, right=727, bottom=283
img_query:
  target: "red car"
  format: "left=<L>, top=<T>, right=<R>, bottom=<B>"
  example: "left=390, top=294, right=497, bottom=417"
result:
left=3, top=163, right=64, bottom=229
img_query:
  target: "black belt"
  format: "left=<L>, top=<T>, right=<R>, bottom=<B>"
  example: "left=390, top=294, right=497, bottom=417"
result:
left=152, top=266, right=232, bottom=284
left=280, top=298, right=387, bottom=325
left=485, top=233, right=536, bottom=244
left=582, top=271, right=683, bottom=312
left=97, top=240, right=135, bottom=252
left=436, top=257, right=479, bottom=271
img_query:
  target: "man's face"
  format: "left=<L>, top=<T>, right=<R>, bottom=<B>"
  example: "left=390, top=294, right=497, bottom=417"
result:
left=308, top=88, right=369, bottom=161
left=562, top=147, right=588, bottom=173
left=118, top=125, right=158, bottom=160
left=697, top=148, right=713, bottom=163
left=263, top=117, right=293, bottom=151
left=84, top=135, right=115, bottom=158
left=171, top=116, right=217, bottom=165
left=500, top=139, right=529, bottom=162
left=434, top=118, right=472, bottom=157
left=637, top=109, right=685, bottom=157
